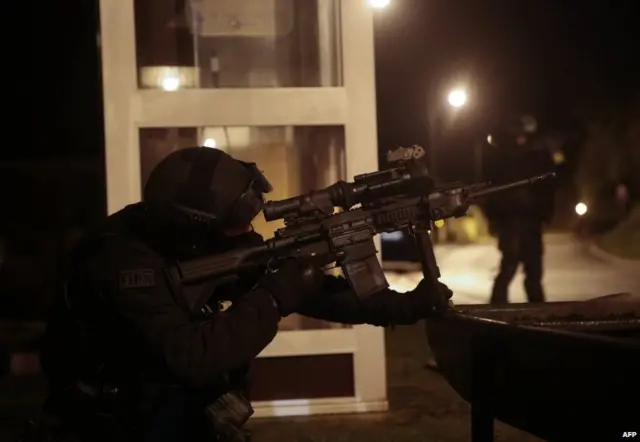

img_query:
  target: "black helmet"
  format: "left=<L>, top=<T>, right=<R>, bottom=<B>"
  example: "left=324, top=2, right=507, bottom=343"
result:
left=143, top=147, right=273, bottom=228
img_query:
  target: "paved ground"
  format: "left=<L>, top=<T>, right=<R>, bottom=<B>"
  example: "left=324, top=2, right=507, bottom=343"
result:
left=386, top=233, right=640, bottom=304
left=250, top=322, right=543, bottom=442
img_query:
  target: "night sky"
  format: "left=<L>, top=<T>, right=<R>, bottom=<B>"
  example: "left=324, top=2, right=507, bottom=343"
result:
left=24, top=0, right=640, bottom=163
left=375, top=0, right=640, bottom=151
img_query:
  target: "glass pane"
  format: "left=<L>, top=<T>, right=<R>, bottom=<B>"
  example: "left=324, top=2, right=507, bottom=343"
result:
left=134, top=0, right=342, bottom=89
left=139, top=125, right=350, bottom=331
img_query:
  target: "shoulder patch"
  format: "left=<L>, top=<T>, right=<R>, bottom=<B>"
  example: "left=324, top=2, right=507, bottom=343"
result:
left=118, top=269, right=156, bottom=289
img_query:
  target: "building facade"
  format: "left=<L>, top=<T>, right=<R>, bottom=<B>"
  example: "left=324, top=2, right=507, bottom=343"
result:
left=99, top=0, right=386, bottom=417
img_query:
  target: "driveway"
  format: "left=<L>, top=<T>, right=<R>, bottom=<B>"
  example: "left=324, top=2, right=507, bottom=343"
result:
left=385, top=233, right=640, bottom=304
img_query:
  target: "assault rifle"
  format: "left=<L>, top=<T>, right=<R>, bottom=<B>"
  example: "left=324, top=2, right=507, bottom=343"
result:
left=169, top=145, right=554, bottom=314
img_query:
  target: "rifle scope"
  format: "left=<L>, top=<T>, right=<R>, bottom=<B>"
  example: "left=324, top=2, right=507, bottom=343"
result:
left=263, top=161, right=434, bottom=222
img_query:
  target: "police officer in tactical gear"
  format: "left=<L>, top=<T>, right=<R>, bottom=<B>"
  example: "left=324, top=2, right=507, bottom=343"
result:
left=38, top=147, right=453, bottom=442
left=483, top=116, right=555, bottom=304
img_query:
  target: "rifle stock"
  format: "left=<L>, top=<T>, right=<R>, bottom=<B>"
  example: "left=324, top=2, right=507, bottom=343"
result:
left=173, top=244, right=269, bottom=284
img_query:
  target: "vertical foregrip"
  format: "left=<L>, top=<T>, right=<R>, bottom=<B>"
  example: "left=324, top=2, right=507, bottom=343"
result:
left=413, top=228, right=442, bottom=292
left=417, top=230, right=440, bottom=276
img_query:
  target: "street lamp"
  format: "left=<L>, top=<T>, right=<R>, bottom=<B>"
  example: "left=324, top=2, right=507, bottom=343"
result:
left=447, top=88, right=467, bottom=108
left=575, top=202, right=588, bottom=216
left=369, top=0, right=390, bottom=8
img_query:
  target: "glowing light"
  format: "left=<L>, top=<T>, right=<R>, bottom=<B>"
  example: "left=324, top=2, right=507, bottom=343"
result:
left=434, top=220, right=445, bottom=228
left=552, top=150, right=566, bottom=164
left=369, top=0, right=390, bottom=8
left=447, top=88, right=467, bottom=108
left=522, top=115, right=538, bottom=133
left=203, top=138, right=217, bottom=148
left=159, top=70, right=181, bottom=91
left=575, top=202, right=587, bottom=216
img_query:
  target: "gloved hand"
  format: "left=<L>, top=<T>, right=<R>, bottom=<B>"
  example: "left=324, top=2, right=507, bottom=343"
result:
left=257, top=258, right=324, bottom=316
left=413, top=279, right=454, bottom=313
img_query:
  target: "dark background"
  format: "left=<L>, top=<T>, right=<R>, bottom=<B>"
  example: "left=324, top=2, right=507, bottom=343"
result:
left=374, top=0, right=640, bottom=148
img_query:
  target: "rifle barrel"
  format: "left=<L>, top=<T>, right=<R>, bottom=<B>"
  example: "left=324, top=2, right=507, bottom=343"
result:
left=469, top=172, right=555, bottom=199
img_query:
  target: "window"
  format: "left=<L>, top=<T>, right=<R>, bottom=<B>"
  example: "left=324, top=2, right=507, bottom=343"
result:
left=135, top=0, right=342, bottom=89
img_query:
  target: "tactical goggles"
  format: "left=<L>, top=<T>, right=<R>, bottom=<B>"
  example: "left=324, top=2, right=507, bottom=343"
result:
left=223, top=161, right=273, bottom=227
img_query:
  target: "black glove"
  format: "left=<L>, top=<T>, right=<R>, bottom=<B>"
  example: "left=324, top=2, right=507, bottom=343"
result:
left=257, top=258, right=324, bottom=316
left=413, top=279, right=453, bottom=313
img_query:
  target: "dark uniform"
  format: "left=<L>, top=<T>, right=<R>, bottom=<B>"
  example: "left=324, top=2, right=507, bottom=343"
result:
left=37, top=147, right=452, bottom=442
left=483, top=125, right=555, bottom=304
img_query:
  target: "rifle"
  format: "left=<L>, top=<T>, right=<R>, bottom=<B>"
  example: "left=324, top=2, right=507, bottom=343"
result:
left=168, top=145, right=555, bottom=314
